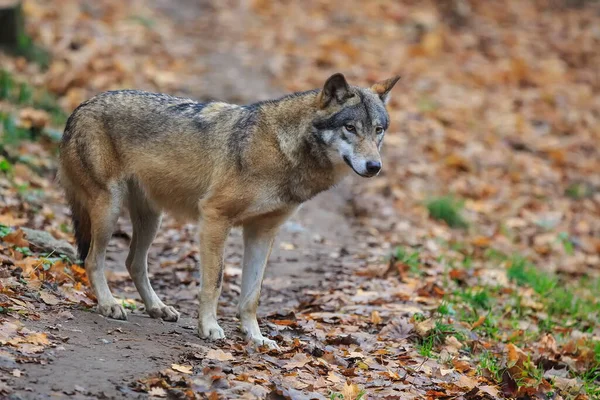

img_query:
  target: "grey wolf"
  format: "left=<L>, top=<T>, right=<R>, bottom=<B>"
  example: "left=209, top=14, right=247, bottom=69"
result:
left=58, top=73, right=399, bottom=349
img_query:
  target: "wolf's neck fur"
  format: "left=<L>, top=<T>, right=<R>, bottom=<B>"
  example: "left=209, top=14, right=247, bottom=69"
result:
left=254, top=90, right=348, bottom=202
left=258, top=90, right=322, bottom=165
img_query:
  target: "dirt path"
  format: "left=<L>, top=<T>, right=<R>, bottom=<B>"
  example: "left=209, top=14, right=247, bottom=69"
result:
left=6, top=182, right=360, bottom=399
left=0, top=2, right=368, bottom=396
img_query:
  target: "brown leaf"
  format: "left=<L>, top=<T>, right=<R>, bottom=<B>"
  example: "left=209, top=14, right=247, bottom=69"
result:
left=24, top=333, right=49, bottom=346
left=283, top=352, right=310, bottom=370
left=40, top=291, right=60, bottom=306
left=341, top=382, right=362, bottom=400
left=380, top=318, right=414, bottom=340
left=470, top=315, right=487, bottom=330
left=479, top=385, right=501, bottom=398
left=414, top=318, right=435, bottom=338
left=2, top=230, right=29, bottom=248
left=370, top=310, right=382, bottom=324
left=444, top=336, right=463, bottom=354
left=148, top=387, right=167, bottom=397
left=452, top=359, right=471, bottom=373
left=171, top=364, right=193, bottom=374
left=205, top=349, right=234, bottom=362
left=455, top=374, right=478, bottom=390
left=0, top=214, right=28, bottom=226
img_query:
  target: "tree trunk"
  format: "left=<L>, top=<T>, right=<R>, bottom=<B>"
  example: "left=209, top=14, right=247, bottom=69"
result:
left=0, top=0, right=24, bottom=49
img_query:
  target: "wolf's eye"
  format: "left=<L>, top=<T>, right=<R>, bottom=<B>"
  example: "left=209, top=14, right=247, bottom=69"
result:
left=344, top=124, right=356, bottom=133
left=375, top=127, right=384, bottom=135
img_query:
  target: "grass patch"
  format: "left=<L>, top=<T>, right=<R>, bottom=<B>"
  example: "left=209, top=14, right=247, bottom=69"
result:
left=436, top=242, right=600, bottom=396
left=477, top=351, right=503, bottom=383
left=426, top=196, right=468, bottom=228
left=395, top=246, right=421, bottom=276
left=0, top=224, right=11, bottom=237
left=457, top=287, right=493, bottom=310
left=12, top=31, right=51, bottom=68
left=565, top=182, right=593, bottom=199
left=506, top=255, right=557, bottom=296
left=505, top=254, right=600, bottom=330
left=329, top=390, right=366, bottom=400
left=0, top=70, right=67, bottom=127
left=1, top=112, right=35, bottom=145
left=416, top=320, right=464, bottom=358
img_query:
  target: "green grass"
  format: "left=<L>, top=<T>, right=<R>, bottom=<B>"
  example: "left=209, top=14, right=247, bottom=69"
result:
left=0, top=224, right=11, bottom=237
left=477, top=351, right=503, bottom=383
left=436, top=301, right=456, bottom=316
left=506, top=255, right=558, bottom=296
left=416, top=320, right=464, bottom=358
left=15, top=246, right=32, bottom=256
left=565, top=182, right=593, bottom=199
left=0, top=157, right=12, bottom=173
left=432, top=241, right=600, bottom=396
left=395, top=247, right=421, bottom=275
left=457, top=287, right=493, bottom=310
left=13, top=32, right=51, bottom=68
left=1, top=112, right=33, bottom=145
left=581, top=366, right=600, bottom=398
left=0, top=70, right=67, bottom=129
left=128, top=15, right=156, bottom=28
left=557, top=232, right=575, bottom=255
left=426, top=196, right=468, bottom=228
left=329, top=390, right=366, bottom=400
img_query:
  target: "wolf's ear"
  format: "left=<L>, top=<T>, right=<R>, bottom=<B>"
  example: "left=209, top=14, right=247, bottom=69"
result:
left=319, top=73, right=352, bottom=108
left=371, top=75, right=401, bottom=104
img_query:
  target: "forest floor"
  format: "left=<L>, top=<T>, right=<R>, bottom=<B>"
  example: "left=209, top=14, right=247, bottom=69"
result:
left=1, top=1, right=599, bottom=399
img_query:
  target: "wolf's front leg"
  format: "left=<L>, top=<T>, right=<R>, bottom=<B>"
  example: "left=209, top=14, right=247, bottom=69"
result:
left=197, top=214, right=231, bottom=341
left=239, top=213, right=290, bottom=350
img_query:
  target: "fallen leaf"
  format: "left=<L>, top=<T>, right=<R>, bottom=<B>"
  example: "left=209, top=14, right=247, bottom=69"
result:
left=24, top=333, right=49, bottom=346
left=341, top=381, right=362, bottom=400
left=444, top=336, right=463, bottom=354
left=171, top=364, right=193, bottom=374
left=0, top=214, right=28, bottom=226
left=283, top=352, right=310, bottom=370
left=148, top=387, right=167, bottom=397
left=2, top=229, right=29, bottom=247
left=455, top=374, right=478, bottom=390
left=414, top=318, right=435, bottom=338
left=470, top=315, right=487, bottom=330
left=40, top=291, right=60, bottom=305
left=479, top=385, right=500, bottom=398
left=327, top=371, right=343, bottom=383
left=205, top=349, right=234, bottom=362
left=370, top=310, right=382, bottom=324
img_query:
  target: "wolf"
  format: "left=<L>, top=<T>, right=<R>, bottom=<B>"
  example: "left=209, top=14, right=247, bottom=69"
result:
left=58, top=73, right=399, bottom=349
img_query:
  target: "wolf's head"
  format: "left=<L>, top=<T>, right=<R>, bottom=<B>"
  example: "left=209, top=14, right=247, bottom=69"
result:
left=312, top=73, right=400, bottom=178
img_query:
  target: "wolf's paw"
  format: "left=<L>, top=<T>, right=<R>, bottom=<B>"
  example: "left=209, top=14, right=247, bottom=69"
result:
left=148, top=305, right=180, bottom=322
left=98, top=303, right=127, bottom=320
left=248, top=334, right=280, bottom=351
left=198, top=317, right=225, bottom=340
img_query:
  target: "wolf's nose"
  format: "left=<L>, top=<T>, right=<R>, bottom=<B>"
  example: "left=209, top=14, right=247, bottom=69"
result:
left=366, top=160, right=381, bottom=175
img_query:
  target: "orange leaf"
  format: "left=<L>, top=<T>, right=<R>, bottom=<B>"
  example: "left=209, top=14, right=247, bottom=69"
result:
left=471, top=315, right=487, bottom=330
left=370, top=310, right=382, bottom=324
left=3, top=230, right=29, bottom=248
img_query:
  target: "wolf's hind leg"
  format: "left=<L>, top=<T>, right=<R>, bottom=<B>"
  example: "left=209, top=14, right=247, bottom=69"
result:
left=126, top=182, right=179, bottom=322
left=87, top=187, right=127, bottom=320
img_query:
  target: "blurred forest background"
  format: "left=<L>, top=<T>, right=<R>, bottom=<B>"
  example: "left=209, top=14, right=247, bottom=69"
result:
left=0, top=0, right=599, bottom=399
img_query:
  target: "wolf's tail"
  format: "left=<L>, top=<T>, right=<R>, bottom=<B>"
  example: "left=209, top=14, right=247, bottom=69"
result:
left=67, top=192, right=91, bottom=262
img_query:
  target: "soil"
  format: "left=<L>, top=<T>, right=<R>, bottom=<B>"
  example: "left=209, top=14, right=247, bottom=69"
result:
left=7, top=186, right=361, bottom=400
left=4, top=3, right=366, bottom=394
